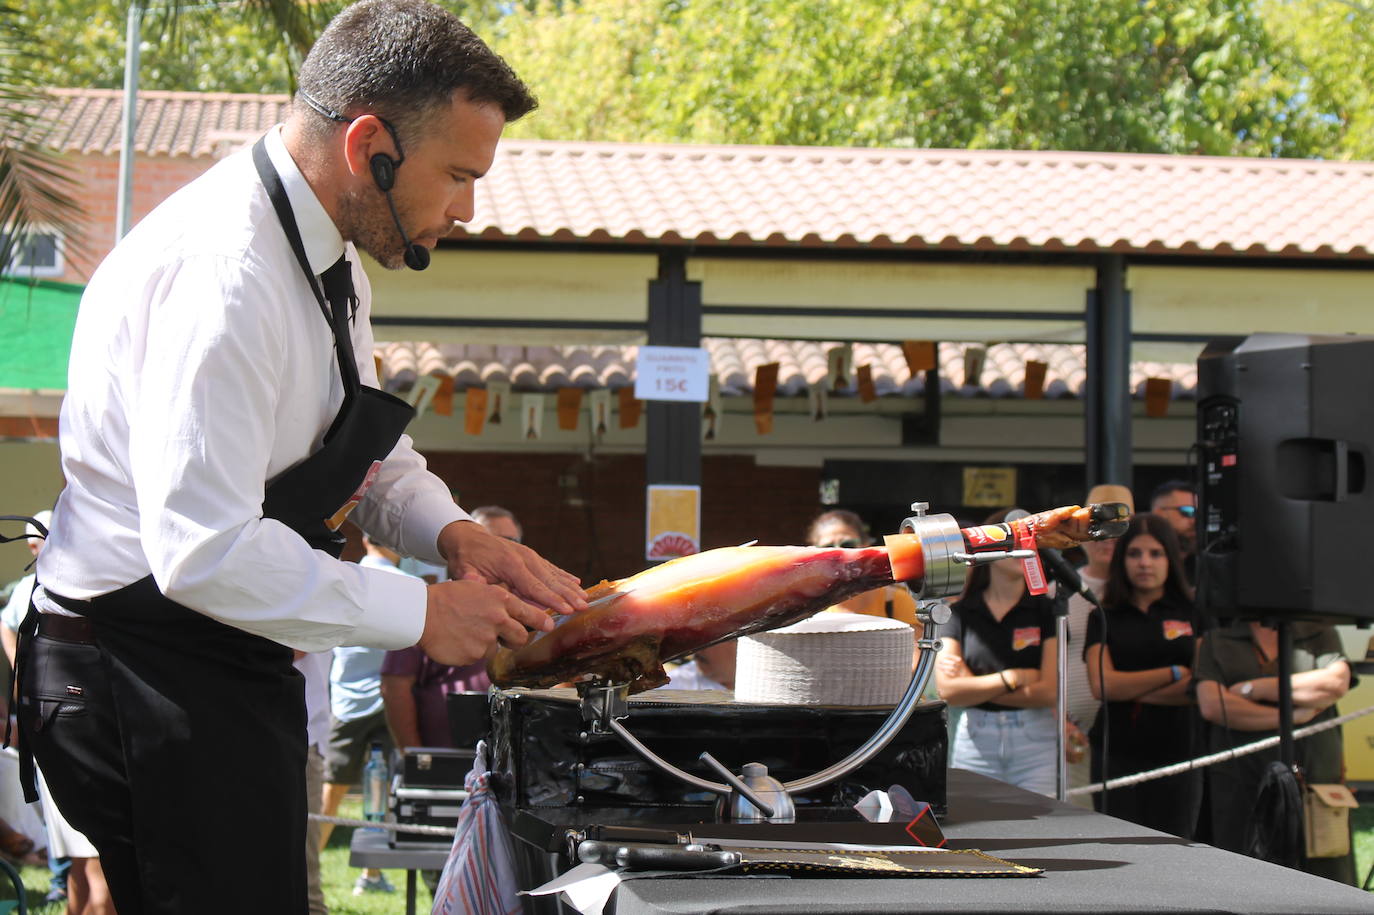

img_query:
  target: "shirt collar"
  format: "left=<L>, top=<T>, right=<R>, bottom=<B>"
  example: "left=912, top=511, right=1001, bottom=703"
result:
left=264, top=125, right=346, bottom=276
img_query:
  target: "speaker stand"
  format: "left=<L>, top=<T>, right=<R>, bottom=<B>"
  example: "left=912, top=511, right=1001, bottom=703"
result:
left=1276, top=619, right=1295, bottom=769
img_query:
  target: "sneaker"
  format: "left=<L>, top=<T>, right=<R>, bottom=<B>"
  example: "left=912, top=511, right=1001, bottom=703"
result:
left=352, top=873, right=396, bottom=896
left=44, top=887, right=67, bottom=905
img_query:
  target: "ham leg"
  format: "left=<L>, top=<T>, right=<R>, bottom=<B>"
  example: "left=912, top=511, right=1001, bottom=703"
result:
left=487, top=502, right=1127, bottom=693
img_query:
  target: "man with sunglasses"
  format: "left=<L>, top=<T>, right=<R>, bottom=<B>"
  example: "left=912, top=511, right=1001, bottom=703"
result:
left=20, top=3, right=586, bottom=912
left=1151, top=480, right=1198, bottom=581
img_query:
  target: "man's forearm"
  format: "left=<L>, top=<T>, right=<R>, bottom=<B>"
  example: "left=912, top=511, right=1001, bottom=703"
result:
left=1241, top=665, right=1348, bottom=708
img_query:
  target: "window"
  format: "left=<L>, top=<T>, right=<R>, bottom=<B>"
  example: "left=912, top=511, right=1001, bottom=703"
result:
left=1, top=231, right=63, bottom=279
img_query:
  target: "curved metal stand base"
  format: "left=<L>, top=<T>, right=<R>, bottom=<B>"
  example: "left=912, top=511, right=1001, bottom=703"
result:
left=576, top=596, right=950, bottom=823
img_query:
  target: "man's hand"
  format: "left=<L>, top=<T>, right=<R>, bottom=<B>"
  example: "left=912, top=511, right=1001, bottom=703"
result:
left=417, top=579, right=557, bottom=667
left=438, top=520, right=586, bottom=615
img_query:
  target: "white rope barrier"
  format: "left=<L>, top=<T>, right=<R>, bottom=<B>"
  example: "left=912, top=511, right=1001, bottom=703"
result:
left=1067, top=702, right=1374, bottom=797
left=310, top=812, right=457, bottom=837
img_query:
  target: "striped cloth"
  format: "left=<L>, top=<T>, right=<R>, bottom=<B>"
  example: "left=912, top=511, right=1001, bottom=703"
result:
left=432, top=742, right=521, bottom=915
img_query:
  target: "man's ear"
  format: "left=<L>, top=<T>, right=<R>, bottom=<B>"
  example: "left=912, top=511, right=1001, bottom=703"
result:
left=341, top=114, right=389, bottom=180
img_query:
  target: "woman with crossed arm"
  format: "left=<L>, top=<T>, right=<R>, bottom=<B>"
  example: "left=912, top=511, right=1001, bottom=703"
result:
left=937, top=509, right=1059, bottom=796
left=1084, top=512, right=1201, bottom=837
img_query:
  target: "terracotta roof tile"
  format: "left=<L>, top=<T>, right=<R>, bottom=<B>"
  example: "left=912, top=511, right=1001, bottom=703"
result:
left=29, top=89, right=1374, bottom=258
left=375, top=339, right=1198, bottom=402
left=34, top=88, right=291, bottom=158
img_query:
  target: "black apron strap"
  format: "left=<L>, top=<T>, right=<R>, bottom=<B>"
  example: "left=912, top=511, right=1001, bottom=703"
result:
left=251, top=137, right=361, bottom=415
left=8, top=599, right=39, bottom=802
left=0, top=515, right=46, bottom=544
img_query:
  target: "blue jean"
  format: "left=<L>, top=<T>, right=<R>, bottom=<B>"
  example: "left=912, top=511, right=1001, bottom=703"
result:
left=951, top=707, right=1057, bottom=796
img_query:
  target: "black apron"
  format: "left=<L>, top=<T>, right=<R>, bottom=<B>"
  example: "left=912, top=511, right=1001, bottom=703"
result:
left=14, top=137, right=415, bottom=914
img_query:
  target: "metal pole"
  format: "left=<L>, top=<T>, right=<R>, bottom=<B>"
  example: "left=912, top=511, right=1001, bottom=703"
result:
left=1055, top=609, right=1069, bottom=801
left=1277, top=619, right=1295, bottom=767
left=645, top=250, right=702, bottom=487
left=116, top=1, right=144, bottom=241
left=1085, top=255, right=1132, bottom=487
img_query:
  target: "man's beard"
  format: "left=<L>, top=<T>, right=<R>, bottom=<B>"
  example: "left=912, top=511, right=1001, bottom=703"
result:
left=338, top=186, right=409, bottom=271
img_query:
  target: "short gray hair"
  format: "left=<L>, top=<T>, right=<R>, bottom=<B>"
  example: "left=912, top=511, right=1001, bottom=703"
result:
left=471, top=505, right=521, bottom=538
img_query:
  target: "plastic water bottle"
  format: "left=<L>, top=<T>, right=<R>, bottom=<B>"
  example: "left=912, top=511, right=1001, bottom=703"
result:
left=362, top=742, right=388, bottom=823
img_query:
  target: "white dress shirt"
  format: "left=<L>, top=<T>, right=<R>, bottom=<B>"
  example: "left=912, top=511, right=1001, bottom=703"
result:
left=37, top=126, right=467, bottom=652
left=295, top=650, right=334, bottom=752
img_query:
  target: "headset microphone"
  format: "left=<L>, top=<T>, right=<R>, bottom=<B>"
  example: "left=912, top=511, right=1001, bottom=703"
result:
left=369, top=152, right=430, bottom=272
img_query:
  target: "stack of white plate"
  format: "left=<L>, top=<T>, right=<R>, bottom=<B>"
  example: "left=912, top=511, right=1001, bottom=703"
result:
left=735, top=611, right=914, bottom=706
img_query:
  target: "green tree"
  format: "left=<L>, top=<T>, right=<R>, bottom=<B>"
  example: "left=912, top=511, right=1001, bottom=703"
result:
left=493, top=0, right=1336, bottom=156
left=13, top=0, right=340, bottom=93
left=0, top=2, right=85, bottom=273
left=1, top=0, right=336, bottom=273
left=1263, top=0, right=1374, bottom=159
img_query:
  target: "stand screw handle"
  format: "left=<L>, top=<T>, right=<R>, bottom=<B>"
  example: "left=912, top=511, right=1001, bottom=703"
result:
left=699, top=752, right=775, bottom=819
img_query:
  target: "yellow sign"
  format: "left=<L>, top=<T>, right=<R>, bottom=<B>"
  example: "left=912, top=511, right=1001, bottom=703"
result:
left=645, top=485, right=700, bottom=560
left=963, top=467, right=1017, bottom=508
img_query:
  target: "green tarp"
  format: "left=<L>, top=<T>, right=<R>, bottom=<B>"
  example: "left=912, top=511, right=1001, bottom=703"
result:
left=0, top=277, right=82, bottom=390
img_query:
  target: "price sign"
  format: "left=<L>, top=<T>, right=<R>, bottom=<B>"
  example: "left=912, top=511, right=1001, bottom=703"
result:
left=634, top=346, right=709, bottom=403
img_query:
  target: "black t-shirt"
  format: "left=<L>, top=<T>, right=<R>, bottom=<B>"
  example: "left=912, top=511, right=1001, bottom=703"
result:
left=1083, top=595, right=1199, bottom=763
left=944, top=590, right=1054, bottom=711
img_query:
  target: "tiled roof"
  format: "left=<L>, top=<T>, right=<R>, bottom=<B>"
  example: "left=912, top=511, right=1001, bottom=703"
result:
left=469, top=142, right=1374, bottom=258
left=33, top=88, right=289, bottom=158
left=31, top=88, right=1374, bottom=259
left=376, top=339, right=1199, bottom=401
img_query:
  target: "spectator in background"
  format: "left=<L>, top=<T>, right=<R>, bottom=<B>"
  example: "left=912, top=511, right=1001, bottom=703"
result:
left=937, top=508, right=1059, bottom=796
left=806, top=509, right=917, bottom=625
left=1195, top=621, right=1355, bottom=884
left=1064, top=484, right=1134, bottom=805
left=294, top=651, right=332, bottom=915
left=320, top=536, right=403, bottom=897
left=381, top=506, right=522, bottom=749
left=1150, top=480, right=1197, bottom=582
left=1084, top=513, right=1201, bottom=838
left=666, top=640, right=736, bottom=691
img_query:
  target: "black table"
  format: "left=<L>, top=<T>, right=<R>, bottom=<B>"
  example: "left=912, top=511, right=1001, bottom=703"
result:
left=348, top=827, right=449, bottom=915
left=609, top=769, right=1374, bottom=914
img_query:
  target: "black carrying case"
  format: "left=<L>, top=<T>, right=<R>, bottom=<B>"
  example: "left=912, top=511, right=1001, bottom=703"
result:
left=400, top=746, right=473, bottom=788
left=489, top=688, right=947, bottom=816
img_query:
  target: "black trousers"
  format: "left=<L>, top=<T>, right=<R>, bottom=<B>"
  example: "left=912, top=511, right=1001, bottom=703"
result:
left=20, top=597, right=307, bottom=915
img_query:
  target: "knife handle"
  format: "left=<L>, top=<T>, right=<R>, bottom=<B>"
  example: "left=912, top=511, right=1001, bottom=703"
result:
left=578, top=840, right=740, bottom=871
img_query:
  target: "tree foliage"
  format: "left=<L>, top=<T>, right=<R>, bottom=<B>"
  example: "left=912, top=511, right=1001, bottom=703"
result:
left=1262, top=0, right=1374, bottom=159
left=12, top=0, right=324, bottom=94
left=0, top=1, right=85, bottom=272
left=491, top=0, right=1339, bottom=156
left=12, top=0, right=1370, bottom=159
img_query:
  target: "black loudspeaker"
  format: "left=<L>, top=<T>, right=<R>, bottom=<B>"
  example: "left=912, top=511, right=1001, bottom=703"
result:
left=1197, top=333, right=1374, bottom=621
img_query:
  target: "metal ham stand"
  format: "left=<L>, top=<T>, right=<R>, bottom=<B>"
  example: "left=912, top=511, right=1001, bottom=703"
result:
left=575, top=501, right=1043, bottom=823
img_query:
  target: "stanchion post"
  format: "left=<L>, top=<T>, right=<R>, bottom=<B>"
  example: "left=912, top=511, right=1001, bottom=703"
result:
left=1054, top=590, right=1070, bottom=802
left=1277, top=619, right=1295, bottom=768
